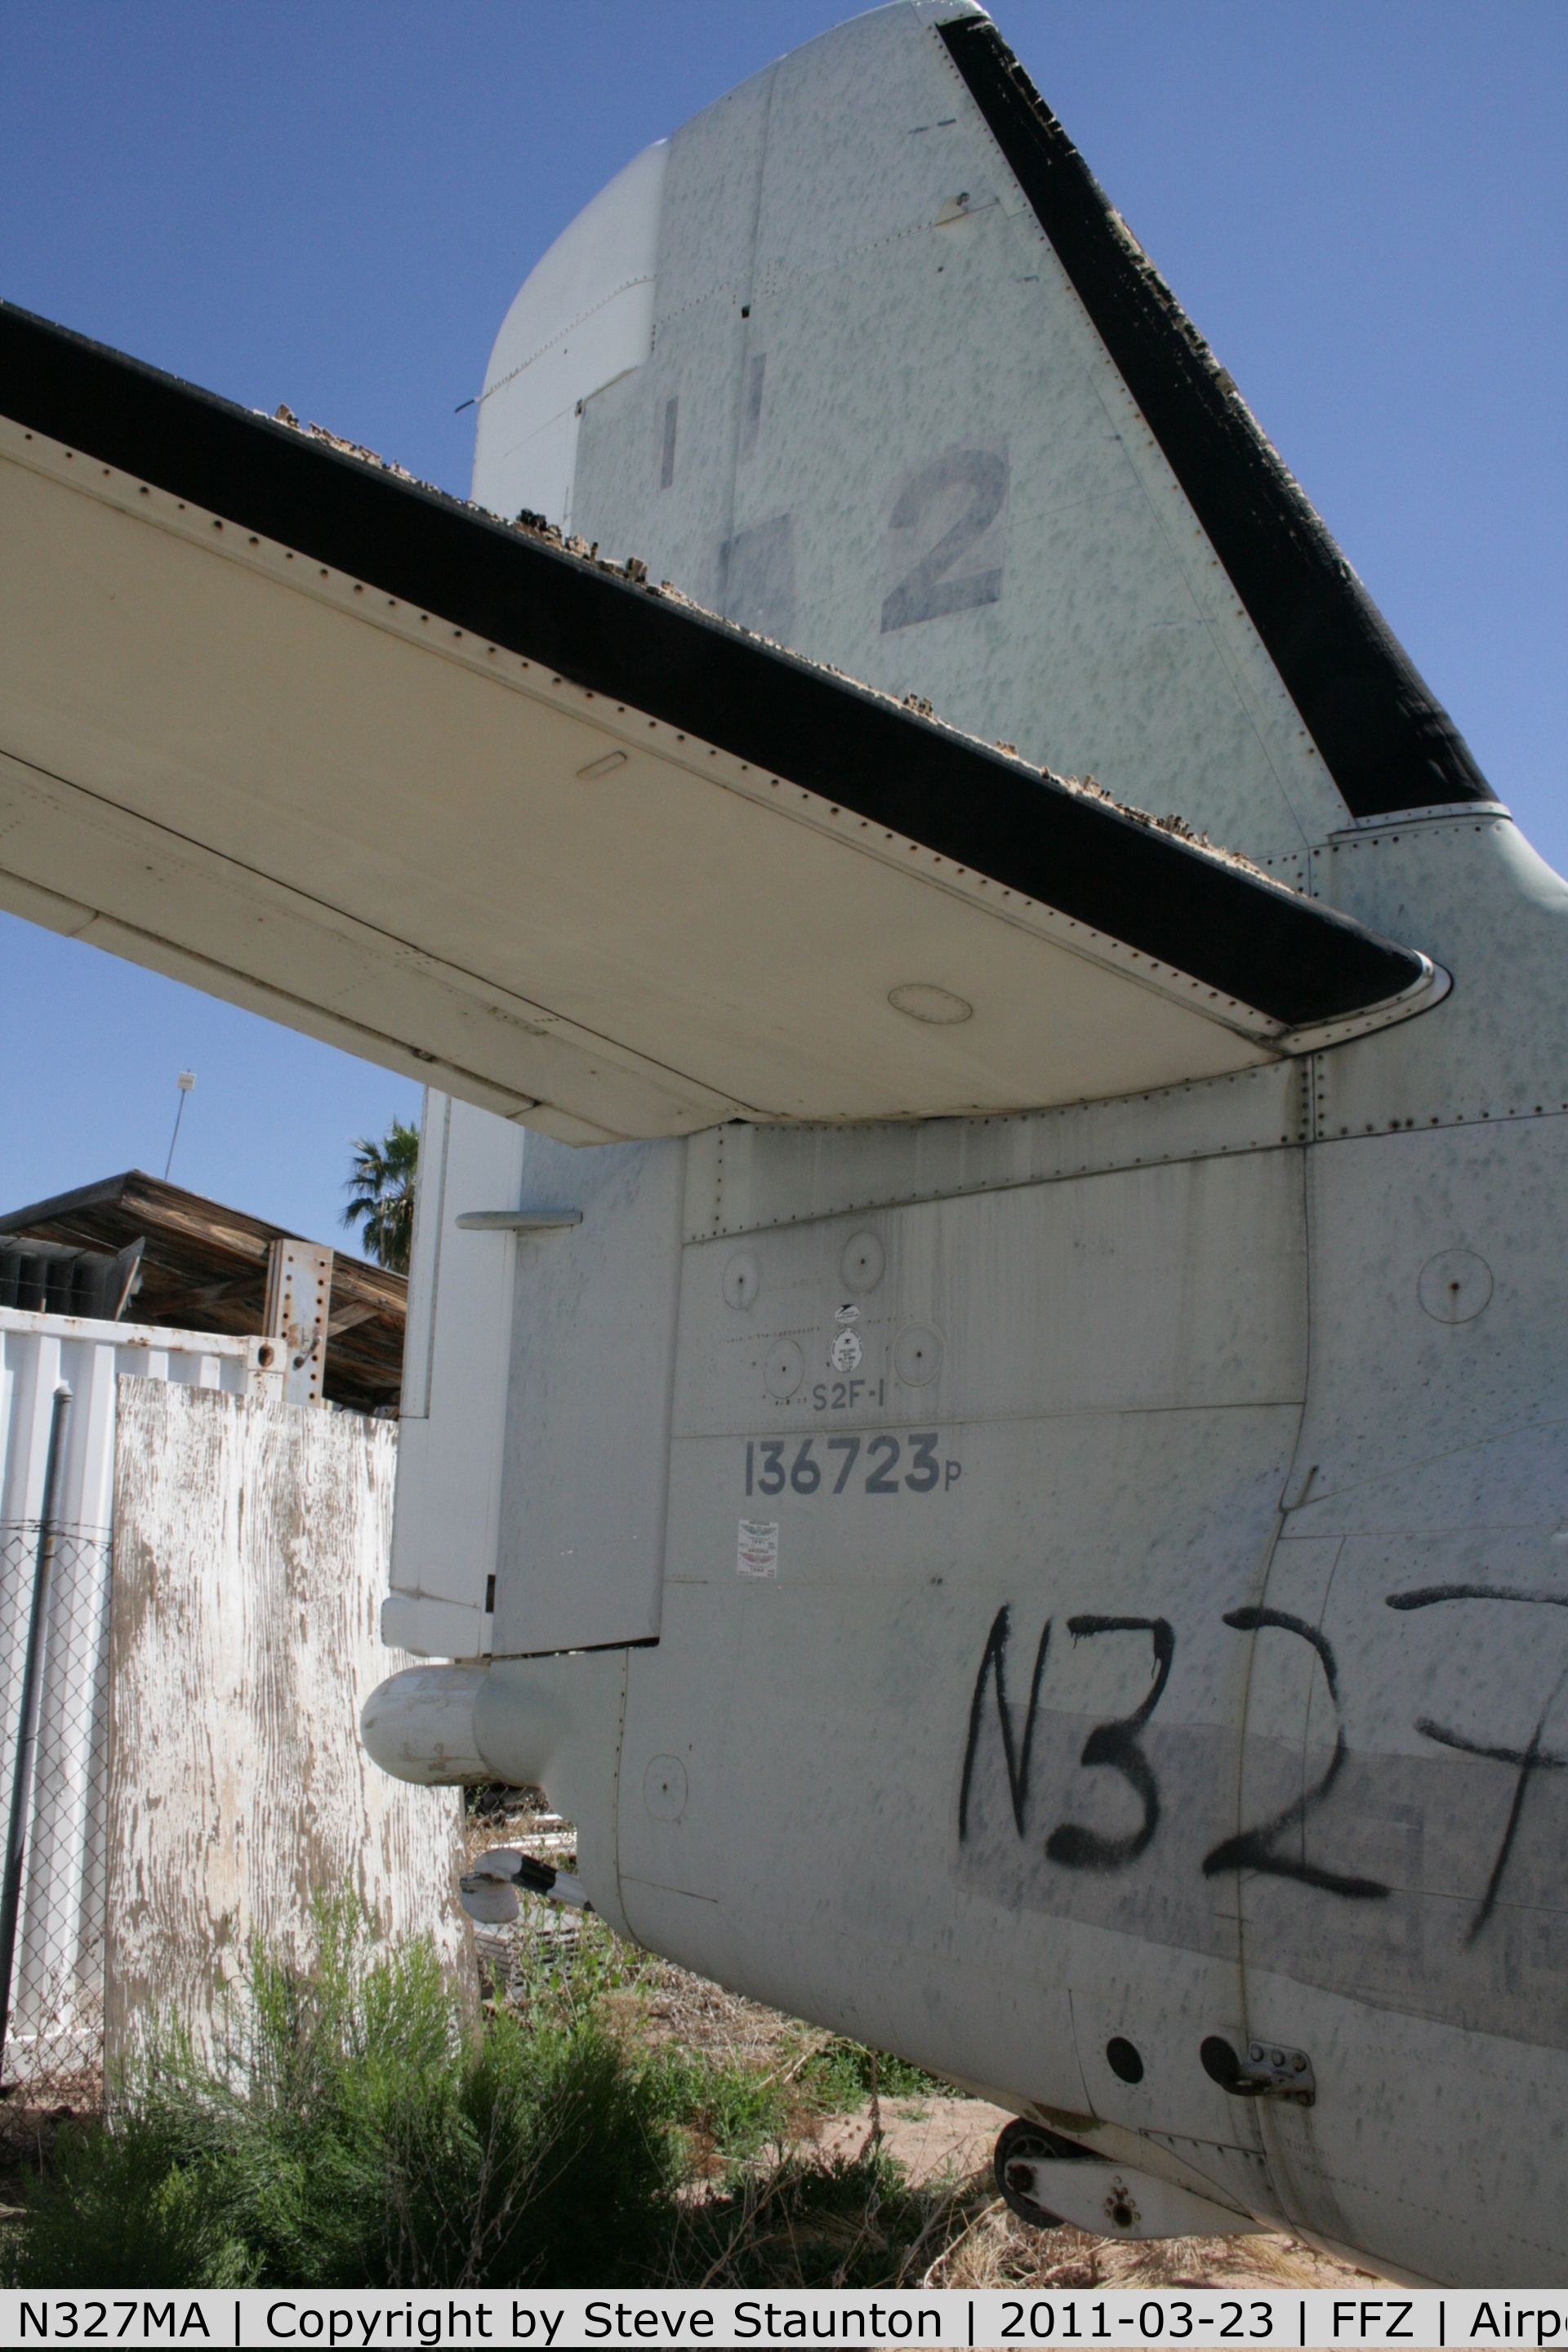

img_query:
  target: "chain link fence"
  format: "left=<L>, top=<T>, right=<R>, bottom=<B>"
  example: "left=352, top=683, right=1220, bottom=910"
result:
left=0, top=1517, right=112, bottom=2135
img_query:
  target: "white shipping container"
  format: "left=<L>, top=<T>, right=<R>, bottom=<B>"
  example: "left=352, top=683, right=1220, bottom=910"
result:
left=0, top=1307, right=257, bottom=2080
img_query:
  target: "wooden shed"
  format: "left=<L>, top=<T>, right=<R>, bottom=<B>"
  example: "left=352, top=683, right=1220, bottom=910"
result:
left=0, top=1170, right=405, bottom=1414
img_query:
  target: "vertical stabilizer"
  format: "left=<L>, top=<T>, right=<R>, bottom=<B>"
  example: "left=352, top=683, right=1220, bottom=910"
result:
left=479, top=2, right=1492, bottom=862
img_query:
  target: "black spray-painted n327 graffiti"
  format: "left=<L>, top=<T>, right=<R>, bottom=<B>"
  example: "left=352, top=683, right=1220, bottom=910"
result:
left=958, top=1606, right=1174, bottom=1873
left=1201, top=1608, right=1387, bottom=1900
left=958, top=1600, right=1391, bottom=1903
left=1045, top=1616, right=1173, bottom=1873
left=1385, top=1583, right=1568, bottom=1938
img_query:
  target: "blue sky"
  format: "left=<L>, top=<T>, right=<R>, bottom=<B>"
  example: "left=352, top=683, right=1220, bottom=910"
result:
left=2, top=2, right=1564, bottom=1247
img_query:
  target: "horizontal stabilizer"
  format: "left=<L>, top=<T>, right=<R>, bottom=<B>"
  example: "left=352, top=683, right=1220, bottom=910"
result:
left=0, top=305, right=1441, bottom=1142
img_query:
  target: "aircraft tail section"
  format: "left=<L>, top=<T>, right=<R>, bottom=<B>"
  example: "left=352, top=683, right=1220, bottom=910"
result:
left=483, top=1, right=1495, bottom=866
left=935, top=14, right=1493, bottom=826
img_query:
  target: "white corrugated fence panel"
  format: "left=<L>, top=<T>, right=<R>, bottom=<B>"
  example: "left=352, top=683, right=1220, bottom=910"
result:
left=0, top=1307, right=256, bottom=2080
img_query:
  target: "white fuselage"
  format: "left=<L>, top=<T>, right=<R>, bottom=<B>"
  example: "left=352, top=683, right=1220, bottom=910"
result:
left=375, top=793, right=1568, bottom=2284
left=368, top=3, right=1568, bottom=2282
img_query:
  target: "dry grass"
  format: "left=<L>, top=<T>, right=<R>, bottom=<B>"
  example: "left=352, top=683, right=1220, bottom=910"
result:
left=926, top=2206, right=1373, bottom=2292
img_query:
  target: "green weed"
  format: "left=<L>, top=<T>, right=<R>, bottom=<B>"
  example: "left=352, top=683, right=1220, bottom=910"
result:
left=792, top=2037, right=947, bottom=2114
left=2, top=1897, right=978, bottom=2292
left=670, top=2144, right=982, bottom=2289
left=7, top=1899, right=681, bottom=2290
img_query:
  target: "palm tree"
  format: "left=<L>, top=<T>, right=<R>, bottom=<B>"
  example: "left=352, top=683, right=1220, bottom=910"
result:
left=341, top=1118, right=419, bottom=1273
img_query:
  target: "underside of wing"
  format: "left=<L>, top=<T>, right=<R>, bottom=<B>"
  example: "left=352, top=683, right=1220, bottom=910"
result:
left=0, top=305, right=1439, bottom=1143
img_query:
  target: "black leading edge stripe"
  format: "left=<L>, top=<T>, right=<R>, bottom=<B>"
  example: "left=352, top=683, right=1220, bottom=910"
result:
left=938, top=14, right=1494, bottom=825
left=0, top=301, right=1425, bottom=1029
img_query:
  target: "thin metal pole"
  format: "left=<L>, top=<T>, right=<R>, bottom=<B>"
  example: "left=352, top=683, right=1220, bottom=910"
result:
left=163, top=1071, right=195, bottom=1181
left=0, top=1382, right=73, bottom=2090
left=163, top=1090, right=187, bottom=1180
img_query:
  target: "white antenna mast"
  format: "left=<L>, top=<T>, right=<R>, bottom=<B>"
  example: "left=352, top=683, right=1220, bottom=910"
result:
left=163, top=1070, right=196, bottom=1179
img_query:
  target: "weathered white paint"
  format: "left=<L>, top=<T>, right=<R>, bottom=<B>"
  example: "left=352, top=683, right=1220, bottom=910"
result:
left=0, top=1307, right=257, bottom=2078
left=359, top=1662, right=490, bottom=1787
left=0, top=407, right=1439, bottom=1144
left=387, top=816, right=1568, bottom=2284
left=1, top=0, right=1558, bottom=2289
left=473, top=140, right=669, bottom=533
left=491, top=1128, right=683, bottom=1656
left=0, top=453, right=1388, bottom=1141
left=109, top=1381, right=466, bottom=2064
left=566, top=0, right=1346, bottom=863
left=1002, top=2144, right=1267, bottom=2241
left=372, top=7, right=1568, bottom=2290
left=262, top=1236, right=333, bottom=1407
left=389, top=1098, right=684, bottom=1659
left=0, top=1306, right=256, bottom=1533
left=386, top=1094, right=523, bottom=1659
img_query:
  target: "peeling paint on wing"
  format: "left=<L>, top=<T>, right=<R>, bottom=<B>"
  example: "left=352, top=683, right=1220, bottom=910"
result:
left=247, top=400, right=1312, bottom=888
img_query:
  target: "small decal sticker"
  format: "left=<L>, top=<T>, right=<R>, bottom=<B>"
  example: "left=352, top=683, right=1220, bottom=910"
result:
left=830, top=1326, right=863, bottom=1373
left=737, top=1519, right=780, bottom=1577
left=834, top=1302, right=861, bottom=1325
